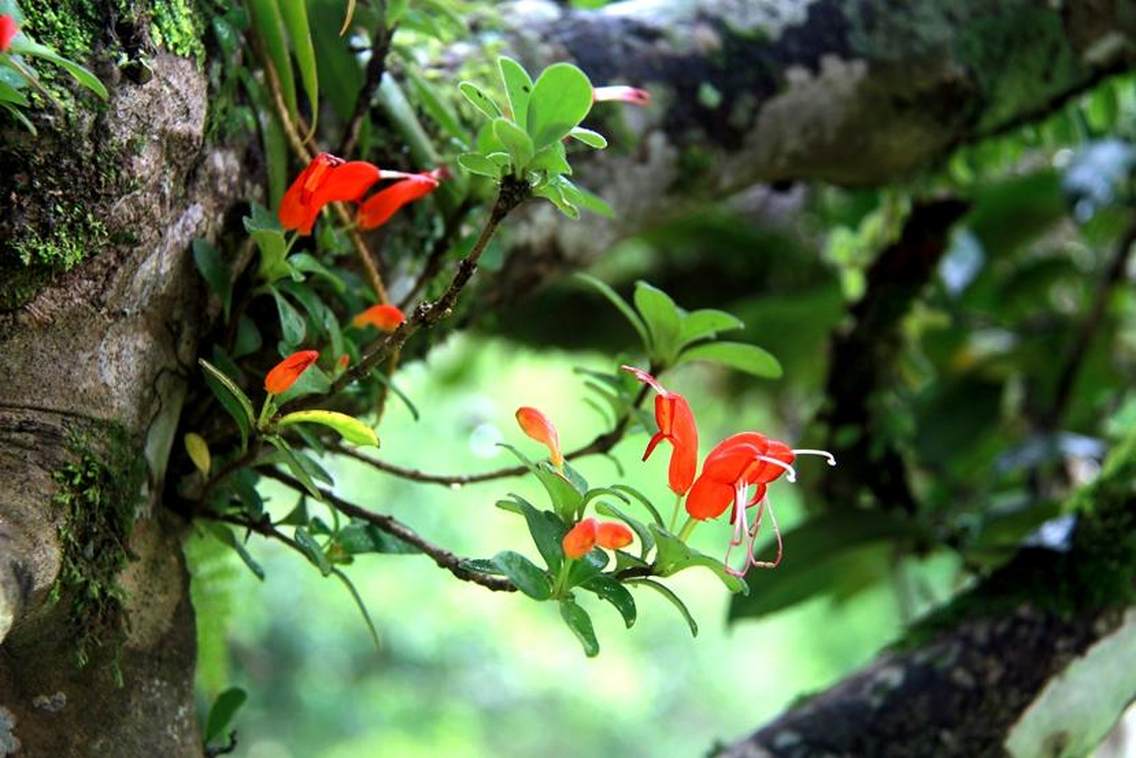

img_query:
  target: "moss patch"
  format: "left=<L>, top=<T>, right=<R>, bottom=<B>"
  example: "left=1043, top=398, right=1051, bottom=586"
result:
left=50, top=426, right=145, bottom=680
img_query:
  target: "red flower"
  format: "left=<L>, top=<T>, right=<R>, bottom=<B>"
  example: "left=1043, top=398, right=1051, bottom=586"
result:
left=686, top=433, right=834, bottom=577
left=356, top=169, right=444, bottom=231
left=279, top=153, right=381, bottom=235
left=516, top=406, right=563, bottom=469
left=596, top=521, right=634, bottom=550
left=563, top=518, right=597, bottom=559
left=0, top=15, right=18, bottom=52
left=593, top=86, right=650, bottom=106
left=264, top=350, right=320, bottom=395
left=352, top=304, right=406, bottom=332
left=563, top=518, right=634, bottom=558
left=621, top=365, right=698, bottom=495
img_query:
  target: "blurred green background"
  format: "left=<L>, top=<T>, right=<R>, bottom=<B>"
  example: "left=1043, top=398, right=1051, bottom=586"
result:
left=189, top=335, right=957, bottom=757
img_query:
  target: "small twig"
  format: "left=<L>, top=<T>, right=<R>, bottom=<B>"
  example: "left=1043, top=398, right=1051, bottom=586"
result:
left=260, top=468, right=518, bottom=592
left=338, top=22, right=395, bottom=157
left=398, top=198, right=476, bottom=310
left=1046, top=215, right=1136, bottom=427
left=287, top=178, right=530, bottom=412
left=329, top=384, right=650, bottom=486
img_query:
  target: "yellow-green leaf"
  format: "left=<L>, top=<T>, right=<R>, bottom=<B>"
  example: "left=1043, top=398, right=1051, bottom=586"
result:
left=184, top=433, right=212, bottom=475
left=278, top=410, right=378, bottom=447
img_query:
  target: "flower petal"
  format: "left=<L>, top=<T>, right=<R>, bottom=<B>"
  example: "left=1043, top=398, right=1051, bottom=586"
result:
left=356, top=171, right=441, bottom=230
left=515, top=406, right=564, bottom=468
left=265, top=350, right=320, bottom=395
left=563, top=518, right=597, bottom=559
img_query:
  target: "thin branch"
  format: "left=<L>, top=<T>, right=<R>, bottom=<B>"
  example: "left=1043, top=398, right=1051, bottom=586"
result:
left=287, top=178, right=530, bottom=412
left=337, top=22, right=395, bottom=157
left=259, top=468, right=518, bottom=592
left=1046, top=214, right=1136, bottom=427
left=329, top=384, right=650, bottom=486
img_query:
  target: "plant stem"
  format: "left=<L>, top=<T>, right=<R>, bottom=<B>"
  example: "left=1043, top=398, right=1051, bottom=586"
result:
left=677, top=516, right=697, bottom=542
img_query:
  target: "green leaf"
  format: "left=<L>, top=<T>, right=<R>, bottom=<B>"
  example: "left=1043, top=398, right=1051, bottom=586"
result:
left=634, top=281, right=682, bottom=360
left=493, top=117, right=535, bottom=172
left=728, top=511, right=921, bottom=622
left=575, top=273, right=651, bottom=350
left=458, top=81, right=501, bottom=120
left=265, top=436, right=324, bottom=500
left=337, top=521, right=420, bottom=554
left=651, top=524, right=748, bottom=594
left=0, top=79, right=28, bottom=106
left=205, top=523, right=265, bottom=580
left=192, top=239, right=232, bottom=319
left=277, top=410, right=378, bottom=447
left=498, top=56, right=534, bottom=130
left=332, top=567, right=381, bottom=649
left=611, top=484, right=665, bottom=528
left=526, top=63, right=593, bottom=149
left=244, top=204, right=290, bottom=281
left=294, top=527, right=333, bottom=576
left=11, top=38, right=108, bottom=99
left=678, top=309, right=745, bottom=347
left=270, top=287, right=307, bottom=347
left=184, top=433, right=211, bottom=476
left=678, top=341, right=783, bottom=379
left=569, top=127, right=607, bottom=149
left=581, top=575, right=636, bottom=628
left=629, top=579, right=697, bottom=637
left=198, top=359, right=255, bottom=449
left=457, top=152, right=501, bottom=179
left=273, top=363, right=331, bottom=405
left=559, top=598, right=599, bottom=656
left=288, top=252, right=346, bottom=293
left=247, top=0, right=297, bottom=117
left=492, top=550, right=552, bottom=600
left=529, top=143, right=572, bottom=176
left=566, top=547, right=608, bottom=588
left=557, top=178, right=613, bottom=218
left=498, top=444, right=584, bottom=520
left=240, top=70, right=288, bottom=208
left=279, top=0, right=319, bottom=135
left=204, top=687, right=248, bottom=744
left=533, top=180, right=579, bottom=219
left=496, top=495, right=567, bottom=571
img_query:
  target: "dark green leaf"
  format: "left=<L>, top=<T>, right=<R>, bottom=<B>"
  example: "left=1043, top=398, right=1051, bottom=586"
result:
left=496, top=494, right=568, bottom=571
left=204, top=687, right=247, bottom=743
left=559, top=598, right=599, bottom=656
left=198, top=359, right=254, bottom=449
left=629, top=579, right=697, bottom=636
left=192, top=239, right=232, bottom=319
left=337, top=521, right=421, bottom=554
left=294, top=527, right=333, bottom=576
left=581, top=575, right=636, bottom=628
left=575, top=273, right=651, bottom=349
left=205, top=523, right=265, bottom=580
left=634, top=281, right=682, bottom=360
left=492, top=550, right=552, bottom=600
left=270, top=287, right=307, bottom=346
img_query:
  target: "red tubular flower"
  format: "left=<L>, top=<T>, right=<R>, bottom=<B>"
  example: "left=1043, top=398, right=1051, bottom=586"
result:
left=279, top=152, right=381, bottom=235
left=0, top=15, right=18, bottom=52
left=563, top=518, right=597, bottom=559
left=355, top=169, right=444, bottom=231
left=596, top=521, right=634, bottom=550
left=593, top=86, right=651, bottom=106
left=264, top=350, right=320, bottom=395
left=516, top=406, right=564, bottom=469
left=621, top=365, right=698, bottom=495
left=686, top=432, right=835, bottom=577
left=352, top=304, right=406, bottom=332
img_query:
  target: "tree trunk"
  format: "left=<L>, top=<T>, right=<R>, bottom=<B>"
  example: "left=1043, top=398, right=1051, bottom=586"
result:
left=1, top=1, right=1135, bottom=755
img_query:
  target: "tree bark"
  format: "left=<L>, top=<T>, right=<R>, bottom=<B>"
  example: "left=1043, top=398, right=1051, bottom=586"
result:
left=2, top=1, right=1135, bottom=755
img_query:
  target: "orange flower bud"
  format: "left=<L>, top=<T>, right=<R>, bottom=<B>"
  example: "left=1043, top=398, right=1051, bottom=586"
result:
left=515, top=406, right=564, bottom=468
left=352, top=304, right=406, bottom=332
left=596, top=521, right=634, bottom=550
left=562, top=518, right=597, bottom=559
left=265, top=350, right=320, bottom=395
left=0, top=15, right=18, bottom=52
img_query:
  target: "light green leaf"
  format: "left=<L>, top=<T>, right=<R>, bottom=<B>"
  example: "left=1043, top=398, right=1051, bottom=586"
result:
left=270, top=288, right=307, bottom=346
left=244, top=204, right=290, bottom=281
left=569, top=126, right=607, bottom=149
left=678, top=341, right=783, bottom=379
left=493, top=117, right=535, bottom=172
left=184, top=433, right=211, bottom=476
left=498, top=56, right=534, bottom=130
left=634, top=281, right=681, bottom=360
left=457, top=152, right=501, bottom=179
left=278, top=410, right=378, bottom=447
left=11, top=38, right=108, bottom=99
left=279, top=0, right=319, bottom=136
left=651, top=524, right=748, bottom=594
left=529, top=142, right=572, bottom=176
left=526, top=62, right=594, bottom=149
left=247, top=0, right=298, bottom=117
left=406, top=66, right=466, bottom=142
left=458, top=80, right=501, bottom=120
left=678, top=309, right=745, bottom=347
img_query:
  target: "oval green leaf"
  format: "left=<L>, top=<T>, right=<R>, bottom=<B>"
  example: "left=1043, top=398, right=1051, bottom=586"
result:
left=278, top=410, right=379, bottom=447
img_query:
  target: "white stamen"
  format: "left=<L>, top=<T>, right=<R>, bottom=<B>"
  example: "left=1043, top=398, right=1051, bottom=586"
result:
left=755, top=454, right=797, bottom=483
left=791, top=449, right=837, bottom=466
left=751, top=494, right=783, bottom=569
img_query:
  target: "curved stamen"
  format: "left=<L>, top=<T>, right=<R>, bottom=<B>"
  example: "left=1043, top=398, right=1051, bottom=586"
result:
left=620, top=364, right=668, bottom=396
left=724, top=482, right=749, bottom=577
left=751, top=495, right=783, bottom=569
left=754, top=454, right=797, bottom=483
left=791, top=449, right=837, bottom=466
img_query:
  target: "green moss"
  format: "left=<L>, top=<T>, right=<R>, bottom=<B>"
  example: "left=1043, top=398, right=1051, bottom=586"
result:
left=18, top=0, right=102, bottom=59
left=149, top=0, right=208, bottom=63
left=50, top=426, right=145, bottom=680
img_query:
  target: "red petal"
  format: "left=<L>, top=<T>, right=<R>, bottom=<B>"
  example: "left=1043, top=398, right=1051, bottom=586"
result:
left=685, top=476, right=734, bottom=520
left=563, top=518, right=597, bottom=558
left=352, top=304, right=406, bottom=332
left=356, top=173, right=440, bottom=230
left=642, top=431, right=666, bottom=462
left=0, top=15, right=19, bottom=52
left=596, top=521, right=633, bottom=549
left=516, top=406, right=563, bottom=468
left=264, top=349, right=320, bottom=394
